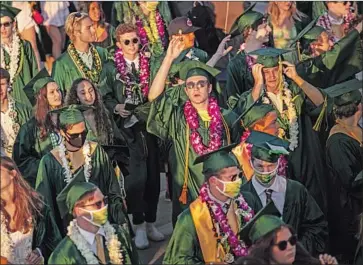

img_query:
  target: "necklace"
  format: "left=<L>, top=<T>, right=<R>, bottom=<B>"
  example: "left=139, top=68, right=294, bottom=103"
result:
left=58, top=140, right=92, bottom=184
left=67, top=43, right=102, bottom=84
left=0, top=97, right=20, bottom=156
left=184, top=97, right=224, bottom=155
left=67, top=220, right=124, bottom=264
left=114, top=48, right=150, bottom=101
left=0, top=33, right=21, bottom=84
left=200, top=183, right=253, bottom=263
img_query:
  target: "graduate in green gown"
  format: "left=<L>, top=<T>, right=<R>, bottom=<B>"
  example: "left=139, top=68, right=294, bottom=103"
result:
left=163, top=144, right=261, bottom=264
left=51, top=12, right=109, bottom=95
left=240, top=130, right=328, bottom=256
left=13, top=76, right=62, bottom=187
left=323, top=79, right=363, bottom=263
left=1, top=156, right=61, bottom=264
left=231, top=48, right=328, bottom=214
left=147, top=39, right=242, bottom=226
left=225, top=4, right=269, bottom=101
left=0, top=4, right=38, bottom=107
left=35, top=105, right=129, bottom=237
left=293, top=19, right=363, bottom=88
left=111, top=1, right=171, bottom=56
left=0, top=68, right=32, bottom=157
left=48, top=181, right=139, bottom=265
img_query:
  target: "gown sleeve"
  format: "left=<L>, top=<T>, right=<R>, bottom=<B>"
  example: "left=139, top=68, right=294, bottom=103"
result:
left=163, top=210, right=204, bottom=264
left=299, top=185, right=328, bottom=256
left=12, top=120, right=40, bottom=187
left=27, top=41, right=39, bottom=77
left=51, top=60, right=66, bottom=95
left=115, top=225, right=140, bottom=264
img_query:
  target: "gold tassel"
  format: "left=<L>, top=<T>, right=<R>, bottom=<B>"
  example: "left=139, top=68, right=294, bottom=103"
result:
left=179, top=183, right=188, bottom=204
left=297, top=41, right=302, bottom=62
left=313, top=96, right=328, bottom=131
left=179, top=126, right=190, bottom=205
left=278, top=57, right=284, bottom=92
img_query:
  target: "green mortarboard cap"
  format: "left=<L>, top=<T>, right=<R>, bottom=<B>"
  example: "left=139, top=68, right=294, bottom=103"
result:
left=230, top=3, right=264, bottom=36
left=290, top=18, right=325, bottom=47
left=239, top=201, right=281, bottom=243
left=194, top=143, right=239, bottom=175
left=324, top=79, right=362, bottom=107
left=249, top=48, right=289, bottom=68
left=238, top=104, right=275, bottom=129
left=21, top=68, right=51, bottom=105
left=51, top=104, right=93, bottom=128
left=179, top=60, right=221, bottom=81
left=0, top=3, right=20, bottom=19
left=33, top=76, right=55, bottom=95
left=246, top=130, right=289, bottom=163
left=56, top=172, right=98, bottom=218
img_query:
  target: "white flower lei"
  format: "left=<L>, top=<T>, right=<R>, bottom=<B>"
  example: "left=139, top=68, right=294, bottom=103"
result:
left=0, top=97, right=20, bottom=156
left=0, top=212, right=33, bottom=264
left=59, top=140, right=92, bottom=184
left=67, top=220, right=124, bottom=265
left=263, top=79, right=299, bottom=151
left=0, top=33, right=21, bottom=84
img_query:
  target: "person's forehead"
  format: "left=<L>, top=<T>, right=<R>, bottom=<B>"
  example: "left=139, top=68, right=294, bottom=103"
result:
left=119, top=32, right=138, bottom=39
left=262, top=66, right=279, bottom=72
left=81, top=17, right=93, bottom=27
left=78, top=80, right=93, bottom=91
left=0, top=16, right=13, bottom=23
left=186, top=75, right=208, bottom=82
left=67, top=121, right=86, bottom=133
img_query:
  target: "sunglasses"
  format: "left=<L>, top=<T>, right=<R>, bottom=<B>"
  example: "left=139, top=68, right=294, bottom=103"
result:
left=273, top=235, right=297, bottom=251
left=66, top=130, right=87, bottom=140
left=186, top=80, right=209, bottom=90
left=123, top=38, right=139, bottom=46
left=83, top=196, right=108, bottom=208
left=0, top=22, right=12, bottom=28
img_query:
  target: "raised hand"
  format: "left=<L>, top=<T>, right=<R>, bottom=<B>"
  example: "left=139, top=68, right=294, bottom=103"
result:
left=319, top=254, right=338, bottom=265
left=216, top=35, right=233, bottom=57
left=282, top=61, right=298, bottom=81
left=166, top=38, right=185, bottom=60
left=252, top=63, right=264, bottom=85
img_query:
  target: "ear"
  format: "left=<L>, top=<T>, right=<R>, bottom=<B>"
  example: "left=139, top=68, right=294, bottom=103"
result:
left=116, top=41, right=122, bottom=49
left=208, top=83, right=212, bottom=94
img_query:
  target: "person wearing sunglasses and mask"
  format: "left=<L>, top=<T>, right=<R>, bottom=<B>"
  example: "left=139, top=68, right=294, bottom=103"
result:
left=243, top=214, right=337, bottom=265
left=51, top=12, right=109, bottom=95
left=48, top=181, right=139, bottom=265
left=101, top=23, right=164, bottom=250
left=226, top=3, right=272, bottom=102
left=35, top=105, right=129, bottom=237
left=163, top=144, right=260, bottom=264
left=0, top=4, right=39, bottom=108
left=147, top=42, right=242, bottom=227
left=241, top=130, right=328, bottom=256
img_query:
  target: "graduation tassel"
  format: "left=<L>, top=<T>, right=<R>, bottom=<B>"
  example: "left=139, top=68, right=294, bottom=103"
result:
left=313, top=96, right=328, bottom=131
left=277, top=57, right=284, bottom=92
left=179, top=126, right=190, bottom=205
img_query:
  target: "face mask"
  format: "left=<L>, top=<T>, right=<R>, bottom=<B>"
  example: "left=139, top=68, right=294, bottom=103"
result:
left=251, top=161, right=278, bottom=185
left=81, top=205, right=108, bottom=227
left=215, top=177, right=243, bottom=198
left=66, top=130, right=87, bottom=148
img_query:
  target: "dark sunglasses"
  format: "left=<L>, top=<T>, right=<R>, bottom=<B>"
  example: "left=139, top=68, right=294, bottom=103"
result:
left=0, top=22, right=12, bottom=28
left=83, top=196, right=108, bottom=208
left=123, top=38, right=139, bottom=46
left=66, top=130, right=87, bottom=140
left=186, top=80, right=209, bottom=90
left=273, top=235, right=297, bottom=251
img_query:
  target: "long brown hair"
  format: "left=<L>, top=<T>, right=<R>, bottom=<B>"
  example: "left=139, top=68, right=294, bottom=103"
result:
left=34, top=85, right=56, bottom=140
left=65, top=78, right=114, bottom=145
left=268, top=1, right=307, bottom=26
left=0, top=156, right=44, bottom=232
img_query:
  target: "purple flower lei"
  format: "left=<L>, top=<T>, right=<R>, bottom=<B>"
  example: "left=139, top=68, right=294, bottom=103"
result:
left=199, top=183, right=254, bottom=258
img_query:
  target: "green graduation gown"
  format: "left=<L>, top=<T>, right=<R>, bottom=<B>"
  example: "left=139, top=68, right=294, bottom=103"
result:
left=296, top=29, right=363, bottom=88
left=48, top=223, right=139, bottom=265
left=326, top=132, right=363, bottom=263
left=163, top=191, right=261, bottom=264
left=147, top=86, right=243, bottom=226
left=241, top=179, right=328, bottom=256
left=3, top=40, right=38, bottom=107
left=35, top=142, right=128, bottom=237
left=12, top=117, right=55, bottom=187
left=1, top=100, right=32, bottom=156
left=51, top=45, right=109, bottom=95
left=232, top=82, right=328, bottom=214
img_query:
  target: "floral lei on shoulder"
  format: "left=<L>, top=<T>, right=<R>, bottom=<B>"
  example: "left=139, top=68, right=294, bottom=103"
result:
left=68, top=220, right=124, bottom=264
left=0, top=97, right=20, bottom=156
left=317, top=11, right=355, bottom=42
left=0, top=33, right=23, bottom=84
left=68, top=43, right=102, bottom=84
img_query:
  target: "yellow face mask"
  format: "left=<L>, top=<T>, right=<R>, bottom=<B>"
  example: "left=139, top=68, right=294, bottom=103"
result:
left=215, top=178, right=243, bottom=198
left=81, top=205, right=108, bottom=227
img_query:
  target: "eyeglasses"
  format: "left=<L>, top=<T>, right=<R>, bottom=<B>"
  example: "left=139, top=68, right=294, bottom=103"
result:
left=0, top=22, right=12, bottom=28
left=82, top=196, right=108, bottom=208
left=273, top=235, right=297, bottom=251
left=123, top=38, right=139, bottom=46
left=66, top=130, right=87, bottom=140
left=186, top=80, right=209, bottom=90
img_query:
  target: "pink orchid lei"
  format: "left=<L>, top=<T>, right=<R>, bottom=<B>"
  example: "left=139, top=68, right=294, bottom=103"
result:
left=240, top=130, right=288, bottom=176
left=184, top=97, right=223, bottom=155
left=155, top=11, right=167, bottom=48
left=114, top=48, right=150, bottom=99
left=200, top=183, right=254, bottom=257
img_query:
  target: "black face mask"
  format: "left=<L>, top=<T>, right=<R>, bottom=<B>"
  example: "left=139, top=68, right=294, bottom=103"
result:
left=65, top=130, right=87, bottom=149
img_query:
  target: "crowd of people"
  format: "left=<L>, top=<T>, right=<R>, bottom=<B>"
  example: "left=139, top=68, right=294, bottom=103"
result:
left=0, top=1, right=362, bottom=265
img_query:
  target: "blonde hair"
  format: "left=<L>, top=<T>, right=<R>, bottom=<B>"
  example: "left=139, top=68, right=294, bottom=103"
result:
left=65, top=12, right=89, bottom=41
left=268, top=1, right=307, bottom=26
